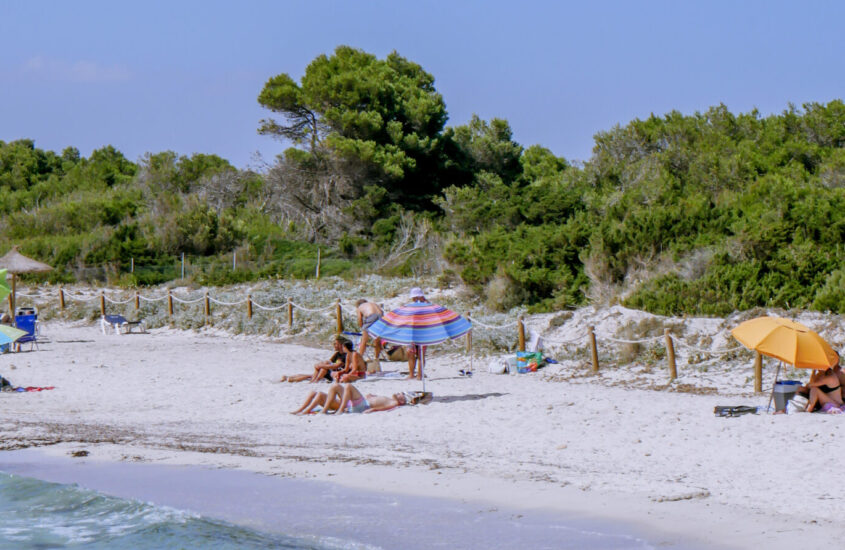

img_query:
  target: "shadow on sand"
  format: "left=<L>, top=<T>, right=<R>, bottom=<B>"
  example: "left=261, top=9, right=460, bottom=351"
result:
left=433, top=392, right=507, bottom=403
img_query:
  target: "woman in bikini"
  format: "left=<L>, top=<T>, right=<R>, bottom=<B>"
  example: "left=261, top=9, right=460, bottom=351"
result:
left=806, top=367, right=844, bottom=413
left=290, top=384, right=427, bottom=415
left=332, top=341, right=367, bottom=383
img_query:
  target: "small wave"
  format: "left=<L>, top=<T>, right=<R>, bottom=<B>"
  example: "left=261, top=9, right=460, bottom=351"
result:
left=0, top=472, right=329, bottom=549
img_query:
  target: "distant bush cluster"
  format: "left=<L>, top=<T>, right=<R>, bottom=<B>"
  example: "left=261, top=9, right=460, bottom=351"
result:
left=2, top=46, right=843, bottom=315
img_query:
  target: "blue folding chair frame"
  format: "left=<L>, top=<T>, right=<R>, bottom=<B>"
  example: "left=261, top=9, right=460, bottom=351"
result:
left=14, top=314, right=39, bottom=351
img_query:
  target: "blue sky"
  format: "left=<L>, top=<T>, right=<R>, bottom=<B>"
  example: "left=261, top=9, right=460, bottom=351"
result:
left=1, top=0, right=843, bottom=169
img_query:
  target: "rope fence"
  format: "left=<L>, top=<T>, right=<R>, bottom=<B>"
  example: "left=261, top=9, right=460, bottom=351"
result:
left=12, top=286, right=770, bottom=392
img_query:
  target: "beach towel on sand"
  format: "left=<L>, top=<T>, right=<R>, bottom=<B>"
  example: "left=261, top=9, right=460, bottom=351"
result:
left=714, top=405, right=758, bottom=417
left=0, top=373, right=54, bottom=392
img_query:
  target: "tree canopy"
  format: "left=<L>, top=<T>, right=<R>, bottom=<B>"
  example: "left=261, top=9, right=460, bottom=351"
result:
left=1, top=47, right=843, bottom=316
left=258, top=46, right=449, bottom=213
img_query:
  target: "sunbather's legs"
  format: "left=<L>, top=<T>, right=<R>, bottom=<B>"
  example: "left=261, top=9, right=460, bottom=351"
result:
left=406, top=346, right=424, bottom=380
left=359, top=331, right=370, bottom=358
left=807, top=387, right=839, bottom=411
left=333, top=384, right=365, bottom=415
left=310, top=367, right=332, bottom=383
left=282, top=374, right=312, bottom=383
left=291, top=391, right=327, bottom=414
left=807, top=387, right=819, bottom=412
left=359, top=334, right=383, bottom=360
left=320, top=384, right=346, bottom=414
left=407, top=346, right=417, bottom=379
left=339, top=372, right=364, bottom=383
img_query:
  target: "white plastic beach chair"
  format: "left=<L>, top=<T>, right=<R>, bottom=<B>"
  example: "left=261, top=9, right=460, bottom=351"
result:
left=101, top=314, right=146, bottom=335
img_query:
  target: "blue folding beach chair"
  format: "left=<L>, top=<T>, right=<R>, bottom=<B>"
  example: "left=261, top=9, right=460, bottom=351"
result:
left=342, top=331, right=362, bottom=350
left=14, top=314, right=39, bottom=351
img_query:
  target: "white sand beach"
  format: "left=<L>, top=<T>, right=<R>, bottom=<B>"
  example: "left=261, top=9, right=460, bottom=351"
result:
left=1, top=302, right=844, bottom=549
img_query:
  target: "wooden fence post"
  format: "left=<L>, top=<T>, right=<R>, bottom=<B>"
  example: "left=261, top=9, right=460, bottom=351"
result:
left=465, top=312, right=472, bottom=353
left=59, top=287, right=65, bottom=311
left=754, top=352, right=763, bottom=393
left=167, top=290, right=174, bottom=318
left=335, top=300, right=343, bottom=334
left=665, top=328, right=677, bottom=381
left=517, top=315, right=525, bottom=352
left=134, top=291, right=140, bottom=310
left=99, top=292, right=105, bottom=316
left=204, top=292, right=210, bottom=321
left=588, top=326, right=599, bottom=373
left=9, top=274, right=15, bottom=316
left=247, top=294, right=253, bottom=319
left=316, top=247, right=321, bottom=279
left=287, top=301, right=293, bottom=329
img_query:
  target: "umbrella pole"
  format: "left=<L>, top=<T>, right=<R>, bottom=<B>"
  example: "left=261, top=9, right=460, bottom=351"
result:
left=765, top=361, right=782, bottom=413
left=419, top=345, right=425, bottom=393
left=9, top=273, right=15, bottom=317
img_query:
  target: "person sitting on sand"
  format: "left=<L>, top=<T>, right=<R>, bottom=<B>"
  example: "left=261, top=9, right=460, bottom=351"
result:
left=356, top=299, right=383, bottom=359
left=805, top=367, right=844, bottom=413
left=332, top=340, right=367, bottom=383
left=290, top=383, right=429, bottom=415
left=280, top=336, right=349, bottom=383
left=831, top=353, right=843, bottom=387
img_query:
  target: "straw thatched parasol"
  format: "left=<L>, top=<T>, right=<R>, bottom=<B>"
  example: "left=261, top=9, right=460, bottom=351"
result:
left=0, top=246, right=53, bottom=315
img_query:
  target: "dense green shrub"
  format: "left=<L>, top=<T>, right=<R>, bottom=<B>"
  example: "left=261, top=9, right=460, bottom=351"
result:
left=2, top=95, right=843, bottom=315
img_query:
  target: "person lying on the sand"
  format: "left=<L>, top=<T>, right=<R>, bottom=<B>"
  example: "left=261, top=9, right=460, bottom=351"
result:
left=290, top=383, right=427, bottom=415
left=333, top=341, right=367, bottom=383
left=280, top=336, right=348, bottom=383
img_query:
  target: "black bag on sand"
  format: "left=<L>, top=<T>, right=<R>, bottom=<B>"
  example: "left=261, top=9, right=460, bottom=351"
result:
left=714, top=405, right=758, bottom=417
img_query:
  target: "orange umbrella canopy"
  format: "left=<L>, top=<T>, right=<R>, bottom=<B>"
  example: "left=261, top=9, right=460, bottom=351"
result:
left=731, top=316, right=839, bottom=370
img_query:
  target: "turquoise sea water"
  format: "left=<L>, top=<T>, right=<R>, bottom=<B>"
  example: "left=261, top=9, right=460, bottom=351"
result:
left=0, top=450, right=715, bottom=550
left=0, top=472, right=342, bottom=550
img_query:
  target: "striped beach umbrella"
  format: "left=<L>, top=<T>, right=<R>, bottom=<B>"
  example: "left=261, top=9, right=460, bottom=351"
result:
left=367, top=301, right=472, bottom=390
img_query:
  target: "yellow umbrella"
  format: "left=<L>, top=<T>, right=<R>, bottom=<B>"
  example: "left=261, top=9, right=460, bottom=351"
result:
left=731, top=316, right=839, bottom=370
left=732, top=316, right=839, bottom=412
